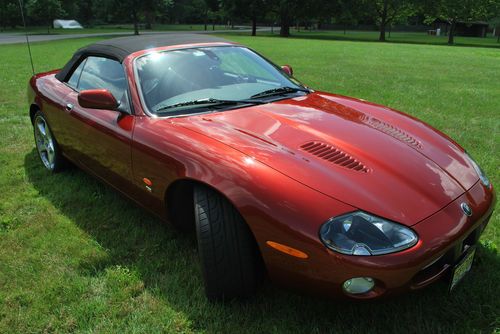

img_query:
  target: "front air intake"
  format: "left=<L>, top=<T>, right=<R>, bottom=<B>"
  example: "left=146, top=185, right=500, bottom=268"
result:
left=300, top=141, right=369, bottom=173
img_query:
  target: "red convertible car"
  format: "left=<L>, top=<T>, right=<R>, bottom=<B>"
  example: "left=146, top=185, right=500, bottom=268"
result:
left=27, top=34, right=495, bottom=300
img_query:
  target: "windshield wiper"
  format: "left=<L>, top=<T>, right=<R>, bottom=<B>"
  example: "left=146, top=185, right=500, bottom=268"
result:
left=250, top=86, right=310, bottom=99
left=155, top=97, right=265, bottom=113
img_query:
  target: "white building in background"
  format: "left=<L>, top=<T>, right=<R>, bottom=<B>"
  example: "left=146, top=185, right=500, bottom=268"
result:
left=53, top=20, right=83, bottom=29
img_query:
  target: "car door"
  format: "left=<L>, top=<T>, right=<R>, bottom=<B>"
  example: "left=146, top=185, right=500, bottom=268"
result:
left=61, top=56, right=135, bottom=194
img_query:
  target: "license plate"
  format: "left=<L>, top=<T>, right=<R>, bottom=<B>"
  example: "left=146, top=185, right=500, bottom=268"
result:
left=449, top=247, right=476, bottom=291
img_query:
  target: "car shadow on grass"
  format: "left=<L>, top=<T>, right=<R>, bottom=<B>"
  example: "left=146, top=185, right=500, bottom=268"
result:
left=25, top=149, right=499, bottom=333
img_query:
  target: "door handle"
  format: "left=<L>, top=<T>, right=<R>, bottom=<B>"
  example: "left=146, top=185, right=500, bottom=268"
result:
left=65, top=103, right=73, bottom=111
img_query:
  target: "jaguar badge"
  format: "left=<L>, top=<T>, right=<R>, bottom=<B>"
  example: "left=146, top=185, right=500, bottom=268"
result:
left=461, top=203, right=472, bottom=217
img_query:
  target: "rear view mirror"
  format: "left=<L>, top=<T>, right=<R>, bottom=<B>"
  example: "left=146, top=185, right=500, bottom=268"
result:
left=78, top=89, right=119, bottom=110
left=281, top=65, right=293, bottom=76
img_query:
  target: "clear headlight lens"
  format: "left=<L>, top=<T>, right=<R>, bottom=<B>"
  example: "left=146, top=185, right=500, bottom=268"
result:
left=465, top=152, right=490, bottom=187
left=319, top=211, right=418, bottom=256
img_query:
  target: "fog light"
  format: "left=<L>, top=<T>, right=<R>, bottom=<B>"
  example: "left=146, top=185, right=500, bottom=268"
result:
left=343, top=277, right=375, bottom=294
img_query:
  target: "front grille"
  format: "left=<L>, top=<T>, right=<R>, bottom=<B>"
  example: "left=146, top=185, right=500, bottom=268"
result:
left=411, top=219, right=489, bottom=288
left=300, top=141, right=369, bottom=173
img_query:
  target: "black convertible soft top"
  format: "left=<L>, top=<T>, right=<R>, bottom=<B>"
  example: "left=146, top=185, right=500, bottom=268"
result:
left=55, top=34, right=231, bottom=81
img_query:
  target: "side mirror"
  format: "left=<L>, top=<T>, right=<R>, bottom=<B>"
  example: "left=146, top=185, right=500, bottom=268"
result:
left=78, top=89, right=119, bottom=110
left=281, top=65, right=293, bottom=76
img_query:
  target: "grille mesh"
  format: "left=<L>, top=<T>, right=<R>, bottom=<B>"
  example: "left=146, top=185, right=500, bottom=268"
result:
left=300, top=141, right=369, bottom=172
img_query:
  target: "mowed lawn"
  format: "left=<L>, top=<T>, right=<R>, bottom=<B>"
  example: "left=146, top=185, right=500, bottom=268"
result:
left=272, top=30, right=500, bottom=48
left=0, top=34, right=499, bottom=333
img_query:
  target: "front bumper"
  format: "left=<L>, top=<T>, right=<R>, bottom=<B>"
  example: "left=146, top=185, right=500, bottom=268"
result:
left=267, top=180, right=495, bottom=299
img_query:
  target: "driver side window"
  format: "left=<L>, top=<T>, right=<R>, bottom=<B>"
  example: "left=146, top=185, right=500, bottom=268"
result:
left=67, top=59, right=87, bottom=89
left=66, top=56, right=129, bottom=111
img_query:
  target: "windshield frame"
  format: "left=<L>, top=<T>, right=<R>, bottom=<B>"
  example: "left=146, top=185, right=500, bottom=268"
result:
left=133, top=45, right=309, bottom=118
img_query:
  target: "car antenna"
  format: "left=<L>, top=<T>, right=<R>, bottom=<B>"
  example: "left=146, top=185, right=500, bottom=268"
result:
left=17, top=0, right=35, bottom=76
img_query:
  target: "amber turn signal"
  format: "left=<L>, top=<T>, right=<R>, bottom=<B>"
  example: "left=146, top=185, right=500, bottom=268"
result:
left=266, top=241, right=309, bottom=259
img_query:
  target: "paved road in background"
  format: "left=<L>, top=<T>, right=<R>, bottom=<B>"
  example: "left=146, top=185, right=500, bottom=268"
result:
left=0, top=27, right=272, bottom=45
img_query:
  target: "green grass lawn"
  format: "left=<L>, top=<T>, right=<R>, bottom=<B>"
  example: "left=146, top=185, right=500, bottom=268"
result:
left=235, top=29, right=500, bottom=48
left=0, top=35, right=499, bottom=333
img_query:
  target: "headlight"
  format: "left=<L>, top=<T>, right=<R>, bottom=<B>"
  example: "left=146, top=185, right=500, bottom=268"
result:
left=319, top=211, right=418, bottom=256
left=465, top=152, right=490, bottom=187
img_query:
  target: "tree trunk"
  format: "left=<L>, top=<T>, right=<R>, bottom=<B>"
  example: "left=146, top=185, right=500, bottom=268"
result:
left=280, top=21, right=290, bottom=37
left=212, top=21, right=215, bottom=30
left=145, top=10, right=153, bottom=30
left=448, top=20, right=455, bottom=45
left=133, top=11, right=139, bottom=35
left=251, top=16, right=257, bottom=36
left=280, top=10, right=290, bottom=37
left=204, top=10, right=208, bottom=31
left=378, top=0, right=388, bottom=42
left=379, top=22, right=386, bottom=41
left=343, top=24, right=346, bottom=35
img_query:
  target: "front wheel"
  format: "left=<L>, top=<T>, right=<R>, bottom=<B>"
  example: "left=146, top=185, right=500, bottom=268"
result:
left=194, top=185, right=262, bottom=301
left=33, top=111, right=65, bottom=172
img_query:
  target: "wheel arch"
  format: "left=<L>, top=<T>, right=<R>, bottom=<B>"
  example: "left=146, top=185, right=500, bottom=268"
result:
left=165, top=177, right=266, bottom=270
left=165, top=177, right=248, bottom=231
left=29, top=103, right=40, bottom=124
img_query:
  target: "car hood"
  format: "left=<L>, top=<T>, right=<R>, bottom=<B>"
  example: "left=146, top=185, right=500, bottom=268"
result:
left=173, top=92, right=479, bottom=226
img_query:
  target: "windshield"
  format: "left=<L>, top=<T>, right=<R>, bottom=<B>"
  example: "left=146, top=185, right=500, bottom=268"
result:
left=135, top=46, right=307, bottom=115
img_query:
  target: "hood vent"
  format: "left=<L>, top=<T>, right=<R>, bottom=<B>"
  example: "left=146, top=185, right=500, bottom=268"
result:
left=300, top=141, right=369, bottom=173
left=366, top=118, right=422, bottom=149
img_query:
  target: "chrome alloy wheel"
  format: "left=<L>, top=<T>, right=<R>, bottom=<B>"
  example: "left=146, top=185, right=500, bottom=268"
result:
left=34, top=115, right=56, bottom=170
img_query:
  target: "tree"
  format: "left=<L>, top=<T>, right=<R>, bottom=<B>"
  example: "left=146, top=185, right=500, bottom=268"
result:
left=337, top=1, right=360, bottom=34
left=424, top=0, right=497, bottom=45
left=0, top=0, right=22, bottom=30
left=78, top=0, right=93, bottom=25
left=110, top=0, right=170, bottom=35
left=61, top=0, right=78, bottom=18
left=487, top=1, right=500, bottom=42
left=204, top=0, right=218, bottom=30
left=328, top=0, right=364, bottom=34
left=364, top=0, right=418, bottom=41
left=27, top=0, right=66, bottom=34
left=271, top=0, right=314, bottom=37
left=221, top=0, right=266, bottom=35
left=491, top=17, right=500, bottom=42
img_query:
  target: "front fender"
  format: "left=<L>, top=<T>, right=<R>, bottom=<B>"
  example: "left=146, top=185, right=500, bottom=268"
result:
left=131, top=116, right=355, bottom=280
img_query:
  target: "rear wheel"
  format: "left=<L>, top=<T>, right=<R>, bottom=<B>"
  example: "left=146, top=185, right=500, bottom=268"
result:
left=194, top=185, right=261, bottom=301
left=33, top=111, right=65, bottom=172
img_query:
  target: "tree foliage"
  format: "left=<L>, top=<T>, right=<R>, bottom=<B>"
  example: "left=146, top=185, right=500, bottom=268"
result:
left=6, top=0, right=499, bottom=42
left=424, top=0, right=498, bottom=44
left=221, top=0, right=267, bottom=35
left=27, top=0, right=66, bottom=33
left=364, top=0, right=419, bottom=41
left=0, top=0, right=22, bottom=29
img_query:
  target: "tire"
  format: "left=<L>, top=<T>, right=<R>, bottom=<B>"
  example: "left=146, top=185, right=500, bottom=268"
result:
left=33, top=111, right=66, bottom=173
left=194, top=185, right=261, bottom=301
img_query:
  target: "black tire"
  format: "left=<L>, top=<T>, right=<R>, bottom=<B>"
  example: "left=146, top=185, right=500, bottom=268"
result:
left=194, top=185, right=261, bottom=301
left=33, top=110, right=66, bottom=173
